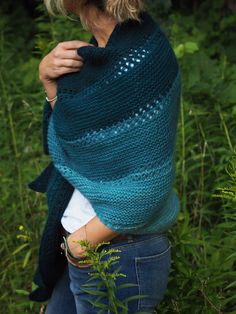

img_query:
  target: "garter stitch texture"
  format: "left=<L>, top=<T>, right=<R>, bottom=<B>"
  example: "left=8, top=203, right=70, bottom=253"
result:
left=28, top=10, right=181, bottom=302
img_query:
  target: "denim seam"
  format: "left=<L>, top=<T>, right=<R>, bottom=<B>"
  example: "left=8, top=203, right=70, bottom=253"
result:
left=135, top=244, right=171, bottom=262
left=135, top=255, right=142, bottom=311
left=134, top=244, right=171, bottom=310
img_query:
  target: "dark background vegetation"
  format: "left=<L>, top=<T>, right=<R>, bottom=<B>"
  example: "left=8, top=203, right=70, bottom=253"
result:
left=0, top=0, right=236, bottom=313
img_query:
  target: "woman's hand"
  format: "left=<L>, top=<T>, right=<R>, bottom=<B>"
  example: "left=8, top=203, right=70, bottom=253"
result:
left=39, top=40, right=93, bottom=83
left=61, top=226, right=94, bottom=268
left=66, top=232, right=87, bottom=258
left=39, top=40, right=94, bottom=108
left=60, top=216, right=120, bottom=267
left=61, top=225, right=92, bottom=258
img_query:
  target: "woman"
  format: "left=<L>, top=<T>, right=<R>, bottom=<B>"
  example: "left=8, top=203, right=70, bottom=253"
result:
left=28, top=0, right=181, bottom=313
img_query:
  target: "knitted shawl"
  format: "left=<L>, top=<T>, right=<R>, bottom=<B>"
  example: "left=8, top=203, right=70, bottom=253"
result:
left=28, top=10, right=181, bottom=302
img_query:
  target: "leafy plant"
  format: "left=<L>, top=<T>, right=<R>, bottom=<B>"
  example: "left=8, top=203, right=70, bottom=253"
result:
left=72, top=240, right=151, bottom=314
left=213, top=155, right=236, bottom=201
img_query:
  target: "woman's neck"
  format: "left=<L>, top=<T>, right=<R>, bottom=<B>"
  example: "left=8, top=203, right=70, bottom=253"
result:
left=83, top=6, right=119, bottom=48
left=91, top=20, right=118, bottom=48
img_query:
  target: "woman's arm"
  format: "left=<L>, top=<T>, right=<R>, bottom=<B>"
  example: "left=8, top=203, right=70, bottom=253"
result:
left=39, top=40, right=94, bottom=109
left=39, top=40, right=94, bottom=153
left=65, top=216, right=120, bottom=257
left=38, top=41, right=118, bottom=255
left=38, top=40, right=119, bottom=257
left=41, top=80, right=58, bottom=109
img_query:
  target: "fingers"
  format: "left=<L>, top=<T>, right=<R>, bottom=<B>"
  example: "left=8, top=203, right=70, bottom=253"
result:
left=57, top=40, right=94, bottom=50
left=58, top=59, right=83, bottom=68
left=60, top=241, right=92, bottom=268
left=39, top=40, right=92, bottom=82
left=54, top=40, right=93, bottom=61
left=54, top=49, right=84, bottom=61
left=57, top=66, right=82, bottom=76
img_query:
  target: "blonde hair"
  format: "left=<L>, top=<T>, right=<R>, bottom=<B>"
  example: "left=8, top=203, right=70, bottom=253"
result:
left=44, top=0, right=145, bottom=28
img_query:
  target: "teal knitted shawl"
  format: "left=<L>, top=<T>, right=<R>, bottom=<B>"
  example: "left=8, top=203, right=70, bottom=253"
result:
left=28, top=10, right=181, bottom=303
left=47, top=10, right=181, bottom=234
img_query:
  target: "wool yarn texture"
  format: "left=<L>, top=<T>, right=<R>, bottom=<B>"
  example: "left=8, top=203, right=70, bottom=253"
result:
left=47, top=11, right=181, bottom=234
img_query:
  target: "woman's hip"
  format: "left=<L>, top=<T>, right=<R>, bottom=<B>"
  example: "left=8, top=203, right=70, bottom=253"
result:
left=67, top=231, right=171, bottom=313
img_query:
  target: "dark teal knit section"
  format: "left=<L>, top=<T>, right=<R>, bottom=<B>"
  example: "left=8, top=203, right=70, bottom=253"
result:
left=46, top=11, right=181, bottom=234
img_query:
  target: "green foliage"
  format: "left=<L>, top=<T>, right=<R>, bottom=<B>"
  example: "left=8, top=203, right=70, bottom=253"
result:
left=0, top=0, right=235, bottom=313
left=155, top=2, right=236, bottom=313
left=213, top=156, right=236, bottom=201
left=174, top=41, right=199, bottom=59
left=70, top=240, right=151, bottom=314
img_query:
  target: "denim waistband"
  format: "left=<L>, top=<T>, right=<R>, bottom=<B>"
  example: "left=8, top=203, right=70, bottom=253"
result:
left=119, top=231, right=167, bottom=243
left=61, top=224, right=166, bottom=244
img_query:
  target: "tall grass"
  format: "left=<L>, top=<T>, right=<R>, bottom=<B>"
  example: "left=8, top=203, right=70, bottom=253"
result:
left=0, top=2, right=235, bottom=313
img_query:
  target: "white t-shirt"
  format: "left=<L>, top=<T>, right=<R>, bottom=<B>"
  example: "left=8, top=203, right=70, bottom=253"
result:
left=61, top=188, right=96, bottom=233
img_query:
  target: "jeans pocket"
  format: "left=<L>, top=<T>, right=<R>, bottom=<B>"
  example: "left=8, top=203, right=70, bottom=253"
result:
left=135, top=241, right=171, bottom=311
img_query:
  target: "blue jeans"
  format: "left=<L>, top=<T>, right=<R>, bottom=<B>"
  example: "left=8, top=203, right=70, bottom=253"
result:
left=45, top=232, right=171, bottom=314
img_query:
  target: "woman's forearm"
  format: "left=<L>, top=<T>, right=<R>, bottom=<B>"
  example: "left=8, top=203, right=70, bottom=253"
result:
left=41, top=79, right=57, bottom=109
left=86, top=215, right=120, bottom=246
left=67, top=215, right=120, bottom=256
